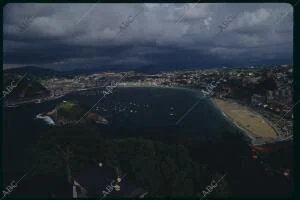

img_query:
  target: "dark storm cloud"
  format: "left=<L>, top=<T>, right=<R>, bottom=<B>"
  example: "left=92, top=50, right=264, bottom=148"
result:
left=3, top=3, right=293, bottom=70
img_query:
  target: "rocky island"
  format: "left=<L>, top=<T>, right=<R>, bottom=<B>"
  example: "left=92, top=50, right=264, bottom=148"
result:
left=46, top=100, right=108, bottom=125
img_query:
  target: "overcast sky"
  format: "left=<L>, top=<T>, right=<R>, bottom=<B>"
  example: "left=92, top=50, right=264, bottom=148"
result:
left=3, top=3, right=293, bottom=71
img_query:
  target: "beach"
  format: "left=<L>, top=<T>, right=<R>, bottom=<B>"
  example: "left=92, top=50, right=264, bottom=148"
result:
left=212, top=98, right=278, bottom=142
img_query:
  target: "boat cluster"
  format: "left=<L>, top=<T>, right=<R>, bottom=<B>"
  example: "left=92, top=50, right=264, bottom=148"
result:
left=95, top=101, right=150, bottom=114
left=94, top=101, right=176, bottom=117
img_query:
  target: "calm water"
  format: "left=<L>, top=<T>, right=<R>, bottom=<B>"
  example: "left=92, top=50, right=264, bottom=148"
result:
left=3, top=87, right=293, bottom=197
left=3, top=87, right=235, bottom=181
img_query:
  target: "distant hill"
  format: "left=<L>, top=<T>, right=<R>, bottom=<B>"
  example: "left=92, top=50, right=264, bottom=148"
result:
left=3, top=65, right=172, bottom=77
left=3, top=66, right=60, bottom=77
left=4, top=76, right=51, bottom=100
left=3, top=66, right=113, bottom=77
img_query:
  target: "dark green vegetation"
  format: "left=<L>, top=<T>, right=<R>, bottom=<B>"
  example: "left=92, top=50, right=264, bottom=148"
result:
left=3, top=74, right=50, bottom=100
left=25, top=123, right=292, bottom=197
left=47, top=101, right=108, bottom=124
left=32, top=125, right=105, bottom=174
left=30, top=125, right=230, bottom=197
left=223, top=77, right=277, bottom=102
left=53, top=101, right=89, bottom=121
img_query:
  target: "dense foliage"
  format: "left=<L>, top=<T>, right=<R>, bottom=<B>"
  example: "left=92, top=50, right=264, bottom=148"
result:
left=56, top=101, right=89, bottom=120
left=32, top=125, right=230, bottom=197
left=3, top=75, right=50, bottom=100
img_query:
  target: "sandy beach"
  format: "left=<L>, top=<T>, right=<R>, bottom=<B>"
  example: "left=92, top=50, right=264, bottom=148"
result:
left=213, top=98, right=278, bottom=140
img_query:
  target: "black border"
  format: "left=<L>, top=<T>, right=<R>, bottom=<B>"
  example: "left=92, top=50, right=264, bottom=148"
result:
left=1, top=1, right=298, bottom=200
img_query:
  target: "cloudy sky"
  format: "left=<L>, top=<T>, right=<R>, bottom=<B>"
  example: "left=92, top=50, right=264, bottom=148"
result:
left=3, top=3, right=293, bottom=71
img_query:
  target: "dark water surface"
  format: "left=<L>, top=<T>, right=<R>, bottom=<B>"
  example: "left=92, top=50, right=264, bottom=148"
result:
left=4, top=87, right=292, bottom=198
left=3, top=87, right=234, bottom=180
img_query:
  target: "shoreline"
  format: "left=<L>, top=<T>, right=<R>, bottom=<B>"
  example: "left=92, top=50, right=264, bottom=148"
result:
left=117, top=85, right=205, bottom=97
left=210, top=98, right=255, bottom=144
left=4, top=94, right=65, bottom=108
left=4, top=85, right=205, bottom=108
left=5, top=85, right=280, bottom=146
left=211, top=98, right=279, bottom=145
left=35, top=113, right=56, bottom=125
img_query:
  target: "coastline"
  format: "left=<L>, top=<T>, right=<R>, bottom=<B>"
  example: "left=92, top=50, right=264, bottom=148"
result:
left=35, top=113, right=56, bottom=125
left=211, top=98, right=279, bottom=145
left=5, top=85, right=280, bottom=146
left=4, top=84, right=205, bottom=108
left=210, top=98, right=255, bottom=144
left=117, top=85, right=205, bottom=98
left=4, top=94, right=65, bottom=108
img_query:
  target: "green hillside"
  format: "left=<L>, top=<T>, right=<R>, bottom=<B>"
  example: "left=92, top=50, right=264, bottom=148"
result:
left=3, top=75, right=50, bottom=100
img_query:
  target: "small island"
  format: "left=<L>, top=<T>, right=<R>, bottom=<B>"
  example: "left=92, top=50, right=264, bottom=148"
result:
left=46, top=100, right=108, bottom=125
